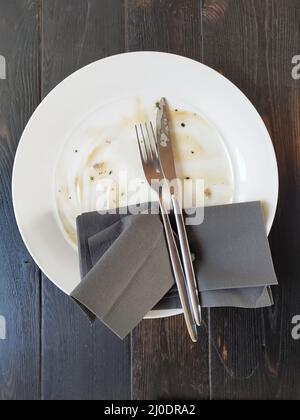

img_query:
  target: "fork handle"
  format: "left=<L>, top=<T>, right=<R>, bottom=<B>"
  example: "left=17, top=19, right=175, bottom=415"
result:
left=159, top=201, right=198, bottom=343
left=171, top=195, right=202, bottom=326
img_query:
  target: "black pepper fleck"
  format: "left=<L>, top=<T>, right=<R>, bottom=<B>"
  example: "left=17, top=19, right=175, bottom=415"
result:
left=181, top=123, right=186, bottom=128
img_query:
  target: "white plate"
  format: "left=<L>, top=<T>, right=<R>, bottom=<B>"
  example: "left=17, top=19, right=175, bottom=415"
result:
left=12, top=52, right=278, bottom=319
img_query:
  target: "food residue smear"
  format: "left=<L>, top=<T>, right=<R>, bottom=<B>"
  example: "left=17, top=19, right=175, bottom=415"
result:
left=55, top=99, right=234, bottom=246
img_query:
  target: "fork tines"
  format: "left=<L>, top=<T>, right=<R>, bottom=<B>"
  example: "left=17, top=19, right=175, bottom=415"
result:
left=135, top=123, right=158, bottom=164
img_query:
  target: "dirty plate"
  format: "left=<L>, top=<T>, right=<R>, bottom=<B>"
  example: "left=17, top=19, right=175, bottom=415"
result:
left=12, top=52, right=278, bottom=319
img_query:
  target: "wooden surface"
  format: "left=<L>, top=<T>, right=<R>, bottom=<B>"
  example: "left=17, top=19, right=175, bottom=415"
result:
left=0, top=0, right=299, bottom=400
left=0, top=0, right=41, bottom=400
left=203, top=0, right=300, bottom=400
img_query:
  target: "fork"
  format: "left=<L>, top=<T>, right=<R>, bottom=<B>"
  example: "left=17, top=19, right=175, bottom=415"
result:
left=136, top=122, right=198, bottom=343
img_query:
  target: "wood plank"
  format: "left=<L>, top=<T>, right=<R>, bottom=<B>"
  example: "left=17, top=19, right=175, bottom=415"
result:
left=127, top=0, right=203, bottom=61
left=132, top=316, right=210, bottom=400
left=203, top=0, right=300, bottom=400
left=41, top=0, right=130, bottom=400
left=42, top=280, right=131, bottom=400
left=41, top=0, right=126, bottom=95
left=0, top=0, right=41, bottom=400
left=127, top=0, right=210, bottom=400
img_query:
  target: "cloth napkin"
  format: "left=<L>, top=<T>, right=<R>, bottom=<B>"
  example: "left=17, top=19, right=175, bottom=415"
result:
left=71, top=202, right=278, bottom=339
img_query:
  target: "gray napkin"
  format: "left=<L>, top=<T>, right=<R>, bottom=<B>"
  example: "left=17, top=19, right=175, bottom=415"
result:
left=71, top=202, right=278, bottom=339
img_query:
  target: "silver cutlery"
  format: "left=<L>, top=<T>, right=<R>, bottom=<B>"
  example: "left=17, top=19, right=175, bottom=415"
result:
left=156, top=98, right=202, bottom=326
left=135, top=122, right=198, bottom=342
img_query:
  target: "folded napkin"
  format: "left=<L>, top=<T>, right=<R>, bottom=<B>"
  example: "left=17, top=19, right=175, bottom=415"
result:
left=71, top=202, right=278, bottom=339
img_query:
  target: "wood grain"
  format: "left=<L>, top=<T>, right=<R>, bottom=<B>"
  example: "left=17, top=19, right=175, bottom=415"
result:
left=132, top=316, right=209, bottom=400
left=0, top=0, right=299, bottom=400
left=127, top=0, right=203, bottom=61
left=41, top=280, right=131, bottom=400
left=0, top=0, right=41, bottom=400
left=127, top=0, right=210, bottom=400
left=41, top=0, right=126, bottom=95
left=41, top=0, right=130, bottom=400
left=203, top=0, right=300, bottom=400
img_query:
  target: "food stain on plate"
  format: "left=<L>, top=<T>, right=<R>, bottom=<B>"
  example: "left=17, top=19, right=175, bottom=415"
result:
left=55, top=97, right=234, bottom=247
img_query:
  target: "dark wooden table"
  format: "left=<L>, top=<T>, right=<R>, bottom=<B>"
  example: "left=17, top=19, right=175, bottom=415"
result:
left=0, top=0, right=300, bottom=400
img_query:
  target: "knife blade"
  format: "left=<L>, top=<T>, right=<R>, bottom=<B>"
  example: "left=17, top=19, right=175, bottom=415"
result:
left=156, top=98, right=177, bottom=183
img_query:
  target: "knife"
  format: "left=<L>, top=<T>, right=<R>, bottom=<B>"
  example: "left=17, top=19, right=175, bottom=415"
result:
left=156, top=97, right=202, bottom=326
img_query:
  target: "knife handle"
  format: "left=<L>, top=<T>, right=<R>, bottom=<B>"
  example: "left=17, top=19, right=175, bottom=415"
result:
left=171, top=195, right=202, bottom=326
left=159, top=201, right=198, bottom=342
